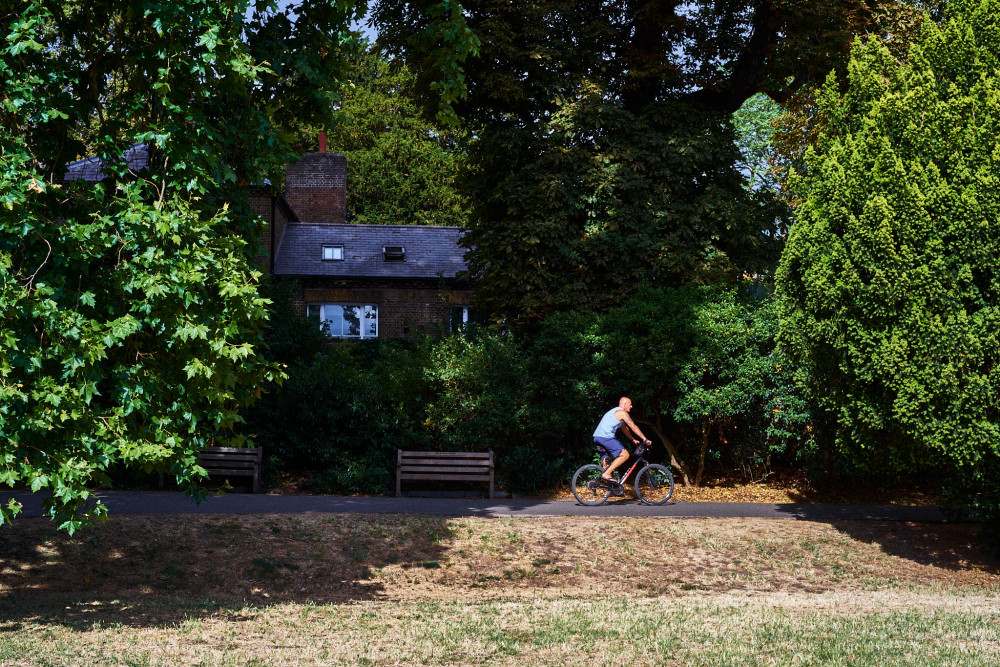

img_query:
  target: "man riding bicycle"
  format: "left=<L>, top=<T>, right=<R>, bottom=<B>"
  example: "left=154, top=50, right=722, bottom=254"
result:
left=593, top=397, right=651, bottom=488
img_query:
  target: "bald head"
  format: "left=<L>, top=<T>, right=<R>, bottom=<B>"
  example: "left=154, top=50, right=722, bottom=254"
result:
left=619, top=397, right=632, bottom=411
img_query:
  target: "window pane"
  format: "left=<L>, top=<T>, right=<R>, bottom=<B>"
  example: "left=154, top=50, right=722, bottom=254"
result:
left=313, top=303, right=377, bottom=338
left=343, top=305, right=361, bottom=337
left=451, top=306, right=473, bottom=333
left=323, top=304, right=346, bottom=336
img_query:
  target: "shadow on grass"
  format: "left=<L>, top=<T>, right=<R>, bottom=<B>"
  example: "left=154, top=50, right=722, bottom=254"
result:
left=0, top=513, right=452, bottom=630
left=823, top=519, right=1000, bottom=575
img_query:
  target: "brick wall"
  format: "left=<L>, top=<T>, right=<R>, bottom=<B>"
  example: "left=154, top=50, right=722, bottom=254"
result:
left=284, top=152, right=347, bottom=224
left=250, top=192, right=292, bottom=270
left=293, top=277, right=475, bottom=338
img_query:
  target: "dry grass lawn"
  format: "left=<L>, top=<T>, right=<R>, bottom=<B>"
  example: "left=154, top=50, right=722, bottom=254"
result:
left=1, top=513, right=998, bottom=665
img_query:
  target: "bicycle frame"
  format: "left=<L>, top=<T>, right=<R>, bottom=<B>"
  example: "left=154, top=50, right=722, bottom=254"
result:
left=600, top=453, right=649, bottom=488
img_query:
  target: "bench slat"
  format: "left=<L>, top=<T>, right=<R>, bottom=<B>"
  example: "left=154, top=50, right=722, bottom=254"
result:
left=400, top=459, right=492, bottom=467
left=399, top=473, right=493, bottom=482
left=199, top=456, right=260, bottom=464
left=199, top=451, right=261, bottom=458
left=399, top=451, right=492, bottom=459
left=200, top=446, right=262, bottom=454
left=400, top=465, right=492, bottom=474
left=199, top=464, right=260, bottom=470
left=200, top=467, right=261, bottom=477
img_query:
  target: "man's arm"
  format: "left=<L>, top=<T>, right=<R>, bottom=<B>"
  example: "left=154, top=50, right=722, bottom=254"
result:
left=617, top=410, right=650, bottom=444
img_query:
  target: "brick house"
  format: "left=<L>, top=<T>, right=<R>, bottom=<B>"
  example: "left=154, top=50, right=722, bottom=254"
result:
left=65, top=142, right=474, bottom=338
left=66, top=141, right=476, bottom=339
left=252, top=147, right=475, bottom=339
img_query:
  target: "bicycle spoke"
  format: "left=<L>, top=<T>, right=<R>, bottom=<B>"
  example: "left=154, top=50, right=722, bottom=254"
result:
left=635, top=464, right=674, bottom=505
left=571, top=464, right=611, bottom=506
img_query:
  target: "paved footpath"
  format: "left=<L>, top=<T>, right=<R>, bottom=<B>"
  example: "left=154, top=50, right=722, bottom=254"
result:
left=0, top=490, right=953, bottom=523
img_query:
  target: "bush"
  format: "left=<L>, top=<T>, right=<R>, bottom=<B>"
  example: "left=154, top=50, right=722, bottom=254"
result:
left=312, top=452, right=392, bottom=496
left=246, top=278, right=812, bottom=495
left=242, top=282, right=434, bottom=494
left=586, top=281, right=811, bottom=486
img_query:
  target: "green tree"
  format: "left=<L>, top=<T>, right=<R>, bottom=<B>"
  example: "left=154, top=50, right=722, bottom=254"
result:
left=372, top=0, right=886, bottom=324
left=319, top=48, right=471, bottom=227
left=419, top=283, right=807, bottom=490
left=776, top=0, right=1000, bottom=519
left=769, top=2, right=941, bottom=208
left=0, top=0, right=473, bottom=530
left=591, top=283, right=808, bottom=487
left=733, top=94, right=785, bottom=195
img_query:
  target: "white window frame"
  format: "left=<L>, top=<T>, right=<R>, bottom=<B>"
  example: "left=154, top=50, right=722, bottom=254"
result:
left=321, top=245, right=344, bottom=261
left=307, top=303, right=378, bottom=339
left=450, top=305, right=475, bottom=333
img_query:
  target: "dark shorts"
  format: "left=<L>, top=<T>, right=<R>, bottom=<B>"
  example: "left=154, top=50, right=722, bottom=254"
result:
left=594, top=436, right=625, bottom=459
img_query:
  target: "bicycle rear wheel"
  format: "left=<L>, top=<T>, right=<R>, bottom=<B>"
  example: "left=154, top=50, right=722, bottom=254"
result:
left=635, top=464, right=674, bottom=505
left=571, top=464, right=611, bottom=506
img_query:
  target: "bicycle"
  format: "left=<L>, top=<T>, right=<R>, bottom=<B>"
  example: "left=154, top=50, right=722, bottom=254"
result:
left=571, top=442, right=675, bottom=506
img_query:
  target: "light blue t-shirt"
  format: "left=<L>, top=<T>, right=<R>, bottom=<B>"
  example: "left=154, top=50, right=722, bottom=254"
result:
left=593, top=407, right=624, bottom=439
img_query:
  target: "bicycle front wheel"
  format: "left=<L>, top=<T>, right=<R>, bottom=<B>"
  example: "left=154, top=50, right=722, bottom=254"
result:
left=571, top=464, right=611, bottom=506
left=635, top=464, right=674, bottom=505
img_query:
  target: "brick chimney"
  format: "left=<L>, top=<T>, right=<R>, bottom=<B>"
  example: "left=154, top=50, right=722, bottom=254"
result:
left=284, top=151, right=347, bottom=223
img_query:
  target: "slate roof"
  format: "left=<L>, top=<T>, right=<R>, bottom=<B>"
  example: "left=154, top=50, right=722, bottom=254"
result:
left=63, top=142, right=151, bottom=182
left=273, top=224, right=469, bottom=279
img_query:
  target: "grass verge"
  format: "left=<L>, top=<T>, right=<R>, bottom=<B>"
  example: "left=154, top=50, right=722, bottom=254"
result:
left=1, top=514, right=997, bottom=666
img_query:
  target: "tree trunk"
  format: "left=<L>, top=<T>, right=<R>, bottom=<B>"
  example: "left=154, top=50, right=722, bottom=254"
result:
left=638, top=414, right=694, bottom=487
left=695, top=421, right=710, bottom=487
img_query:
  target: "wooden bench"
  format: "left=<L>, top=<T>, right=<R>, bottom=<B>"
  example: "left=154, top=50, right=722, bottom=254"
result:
left=158, top=447, right=262, bottom=493
left=197, top=446, right=262, bottom=493
left=397, top=450, right=494, bottom=498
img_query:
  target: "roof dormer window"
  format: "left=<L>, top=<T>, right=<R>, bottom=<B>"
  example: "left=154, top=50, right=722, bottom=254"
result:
left=322, top=245, right=344, bottom=261
left=383, top=246, right=405, bottom=261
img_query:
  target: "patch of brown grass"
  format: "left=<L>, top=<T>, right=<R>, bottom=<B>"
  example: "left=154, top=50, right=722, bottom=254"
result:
left=1, top=514, right=998, bottom=666
left=1, top=514, right=996, bottom=624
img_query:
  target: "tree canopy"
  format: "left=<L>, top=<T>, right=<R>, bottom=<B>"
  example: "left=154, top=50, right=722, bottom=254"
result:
left=315, top=47, right=472, bottom=227
left=776, top=0, right=1000, bottom=519
left=371, top=0, right=890, bottom=325
left=0, top=0, right=471, bottom=531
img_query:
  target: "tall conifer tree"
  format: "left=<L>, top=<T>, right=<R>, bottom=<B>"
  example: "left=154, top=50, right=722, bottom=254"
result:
left=777, top=0, right=1000, bottom=519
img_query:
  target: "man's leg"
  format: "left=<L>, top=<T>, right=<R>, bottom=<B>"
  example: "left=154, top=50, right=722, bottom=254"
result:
left=594, top=437, right=627, bottom=480
left=602, top=449, right=629, bottom=480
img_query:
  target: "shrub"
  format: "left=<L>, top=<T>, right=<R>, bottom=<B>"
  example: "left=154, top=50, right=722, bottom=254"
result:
left=243, top=282, right=434, bottom=494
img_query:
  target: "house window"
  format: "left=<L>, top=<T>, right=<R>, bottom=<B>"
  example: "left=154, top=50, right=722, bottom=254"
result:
left=322, top=245, right=344, bottom=261
left=307, top=303, right=378, bottom=338
left=450, top=305, right=476, bottom=333
left=383, top=246, right=405, bottom=261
